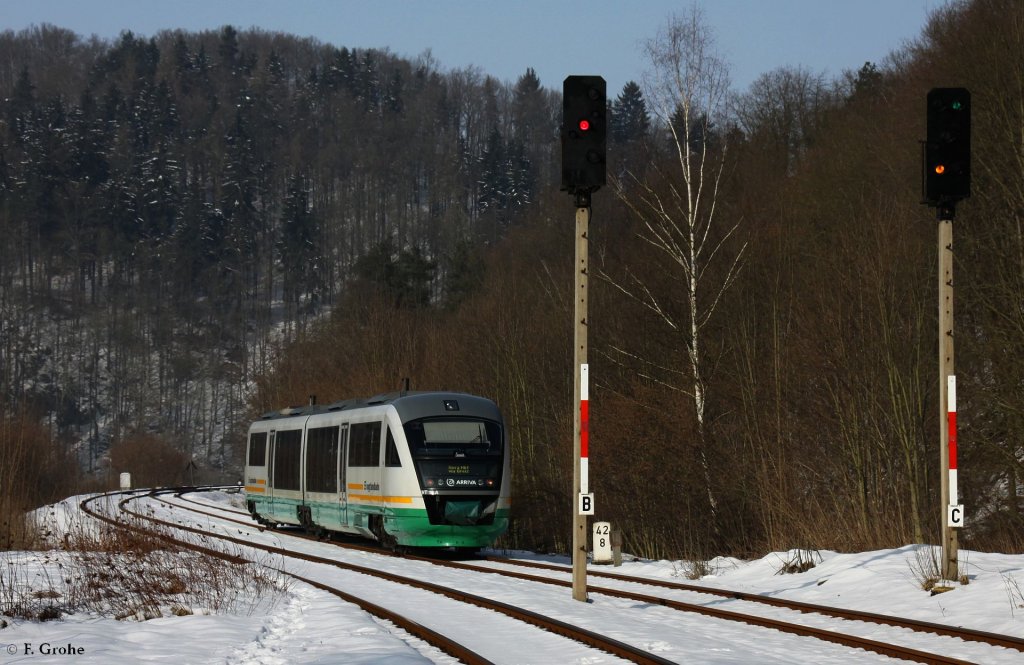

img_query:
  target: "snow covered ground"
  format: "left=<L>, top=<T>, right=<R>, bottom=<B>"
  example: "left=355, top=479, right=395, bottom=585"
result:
left=2, top=491, right=1023, bottom=663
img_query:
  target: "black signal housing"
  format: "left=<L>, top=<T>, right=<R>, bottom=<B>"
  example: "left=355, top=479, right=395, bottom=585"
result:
left=924, top=87, right=971, bottom=205
left=562, top=75, right=607, bottom=196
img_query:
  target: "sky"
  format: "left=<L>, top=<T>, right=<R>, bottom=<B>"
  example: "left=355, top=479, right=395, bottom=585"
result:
left=4, top=489, right=1022, bottom=663
left=4, top=0, right=952, bottom=95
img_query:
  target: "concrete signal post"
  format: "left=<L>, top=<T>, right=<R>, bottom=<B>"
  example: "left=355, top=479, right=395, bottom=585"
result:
left=562, top=75, right=606, bottom=602
left=923, top=87, right=970, bottom=581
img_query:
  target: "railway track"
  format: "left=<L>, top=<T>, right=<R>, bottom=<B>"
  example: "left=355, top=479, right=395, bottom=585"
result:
left=80, top=490, right=494, bottom=664
left=83, top=488, right=671, bottom=664
left=92, top=487, right=1024, bottom=664
left=464, top=557, right=1024, bottom=654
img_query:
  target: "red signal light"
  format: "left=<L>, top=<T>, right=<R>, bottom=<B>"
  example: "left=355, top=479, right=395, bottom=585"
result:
left=562, top=75, right=606, bottom=194
left=935, top=164, right=946, bottom=175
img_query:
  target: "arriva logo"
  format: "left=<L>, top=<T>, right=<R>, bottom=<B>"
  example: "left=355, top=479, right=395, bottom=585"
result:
left=445, top=478, right=482, bottom=487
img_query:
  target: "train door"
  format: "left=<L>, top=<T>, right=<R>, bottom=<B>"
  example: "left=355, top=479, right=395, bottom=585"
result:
left=268, top=429, right=290, bottom=524
left=347, top=420, right=384, bottom=536
left=267, top=430, right=277, bottom=505
left=298, top=421, right=310, bottom=528
left=337, top=423, right=349, bottom=527
left=303, top=421, right=340, bottom=530
left=270, top=427, right=304, bottom=525
left=244, top=429, right=270, bottom=516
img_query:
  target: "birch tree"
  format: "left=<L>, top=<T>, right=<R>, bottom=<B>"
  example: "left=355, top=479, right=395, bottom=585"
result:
left=608, top=7, right=745, bottom=533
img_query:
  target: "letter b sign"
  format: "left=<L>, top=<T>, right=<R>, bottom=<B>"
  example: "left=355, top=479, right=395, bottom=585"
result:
left=578, top=493, right=595, bottom=515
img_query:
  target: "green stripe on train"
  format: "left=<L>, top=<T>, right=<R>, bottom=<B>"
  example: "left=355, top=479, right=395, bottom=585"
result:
left=251, top=495, right=508, bottom=548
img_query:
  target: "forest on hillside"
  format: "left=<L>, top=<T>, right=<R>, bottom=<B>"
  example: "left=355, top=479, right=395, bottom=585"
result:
left=2, top=0, right=1022, bottom=558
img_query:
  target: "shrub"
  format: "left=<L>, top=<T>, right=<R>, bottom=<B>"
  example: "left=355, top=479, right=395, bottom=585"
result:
left=1, top=501, right=291, bottom=622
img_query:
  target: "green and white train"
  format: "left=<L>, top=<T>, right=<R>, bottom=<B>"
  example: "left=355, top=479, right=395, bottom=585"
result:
left=243, top=391, right=511, bottom=549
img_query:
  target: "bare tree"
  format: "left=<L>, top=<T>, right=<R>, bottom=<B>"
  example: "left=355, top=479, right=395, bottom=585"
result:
left=606, top=6, right=746, bottom=535
left=732, top=65, right=833, bottom=176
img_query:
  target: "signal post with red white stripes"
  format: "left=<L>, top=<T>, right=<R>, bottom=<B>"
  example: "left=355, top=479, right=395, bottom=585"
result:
left=924, top=88, right=969, bottom=583
left=938, top=219, right=962, bottom=581
left=562, top=75, right=606, bottom=602
left=572, top=206, right=592, bottom=602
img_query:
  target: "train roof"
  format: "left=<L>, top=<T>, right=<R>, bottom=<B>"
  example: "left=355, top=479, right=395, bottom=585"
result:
left=256, top=390, right=500, bottom=423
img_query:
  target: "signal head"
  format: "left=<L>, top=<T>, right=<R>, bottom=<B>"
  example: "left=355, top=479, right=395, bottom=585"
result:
left=923, top=87, right=970, bottom=205
left=562, top=75, right=606, bottom=195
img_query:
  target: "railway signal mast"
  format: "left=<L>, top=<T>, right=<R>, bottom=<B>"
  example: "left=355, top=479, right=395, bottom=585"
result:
left=922, top=87, right=970, bottom=582
left=562, top=75, right=606, bottom=602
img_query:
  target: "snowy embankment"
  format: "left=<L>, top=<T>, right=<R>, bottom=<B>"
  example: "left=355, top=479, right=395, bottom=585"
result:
left=1, top=491, right=1022, bottom=663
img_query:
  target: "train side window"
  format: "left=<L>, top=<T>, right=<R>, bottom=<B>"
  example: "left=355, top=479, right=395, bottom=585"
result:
left=248, top=432, right=267, bottom=466
left=349, top=422, right=382, bottom=467
left=273, top=429, right=302, bottom=490
left=385, top=426, right=401, bottom=467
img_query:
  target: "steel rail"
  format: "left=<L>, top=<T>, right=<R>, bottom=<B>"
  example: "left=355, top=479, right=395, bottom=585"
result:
left=160, top=487, right=1017, bottom=664
left=79, top=490, right=494, bottom=665
left=97, top=489, right=677, bottom=665
left=480, top=555, right=1024, bottom=653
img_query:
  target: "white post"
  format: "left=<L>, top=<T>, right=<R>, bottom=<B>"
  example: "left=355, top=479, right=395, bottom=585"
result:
left=593, top=521, right=612, bottom=564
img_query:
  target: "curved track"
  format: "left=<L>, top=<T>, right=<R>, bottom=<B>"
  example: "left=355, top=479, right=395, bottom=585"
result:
left=92, top=487, right=1024, bottom=664
left=83, top=488, right=675, bottom=664
left=80, top=489, right=494, bottom=665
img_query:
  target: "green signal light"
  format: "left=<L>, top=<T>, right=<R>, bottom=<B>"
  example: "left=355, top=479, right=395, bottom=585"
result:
left=951, top=101, right=962, bottom=110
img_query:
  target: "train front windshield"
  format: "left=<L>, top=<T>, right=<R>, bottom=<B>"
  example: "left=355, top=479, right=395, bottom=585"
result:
left=403, top=418, right=504, bottom=492
left=406, top=419, right=501, bottom=452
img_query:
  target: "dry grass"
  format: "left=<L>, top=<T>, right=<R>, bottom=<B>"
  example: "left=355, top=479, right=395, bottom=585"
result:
left=1003, top=573, right=1024, bottom=617
left=774, top=548, right=822, bottom=575
left=1, top=502, right=291, bottom=623
left=907, top=545, right=970, bottom=593
left=671, top=559, right=712, bottom=580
